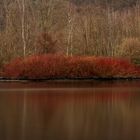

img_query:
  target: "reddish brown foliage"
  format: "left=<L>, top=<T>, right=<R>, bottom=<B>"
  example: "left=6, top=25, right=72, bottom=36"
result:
left=3, top=55, right=140, bottom=79
left=3, top=58, right=24, bottom=78
left=93, top=57, right=139, bottom=77
left=36, top=32, right=58, bottom=54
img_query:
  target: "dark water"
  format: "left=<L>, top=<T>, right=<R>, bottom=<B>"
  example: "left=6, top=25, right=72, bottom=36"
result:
left=0, top=80, right=140, bottom=140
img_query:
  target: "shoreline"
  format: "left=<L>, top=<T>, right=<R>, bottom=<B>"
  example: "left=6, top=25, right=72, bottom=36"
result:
left=0, top=77, right=140, bottom=82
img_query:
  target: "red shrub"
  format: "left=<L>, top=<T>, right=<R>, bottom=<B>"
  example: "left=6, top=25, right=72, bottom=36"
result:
left=65, top=57, right=96, bottom=78
left=2, top=55, right=140, bottom=79
left=93, top=57, right=139, bottom=77
left=3, top=58, right=25, bottom=78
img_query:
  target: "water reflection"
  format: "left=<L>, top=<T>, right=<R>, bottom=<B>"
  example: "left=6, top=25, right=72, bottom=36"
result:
left=0, top=81, right=140, bottom=140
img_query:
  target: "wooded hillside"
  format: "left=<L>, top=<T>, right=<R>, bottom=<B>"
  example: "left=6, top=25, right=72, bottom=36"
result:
left=0, top=0, right=140, bottom=66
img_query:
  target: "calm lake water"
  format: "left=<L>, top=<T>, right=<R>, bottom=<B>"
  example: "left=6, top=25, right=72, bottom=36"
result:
left=0, top=80, right=140, bottom=140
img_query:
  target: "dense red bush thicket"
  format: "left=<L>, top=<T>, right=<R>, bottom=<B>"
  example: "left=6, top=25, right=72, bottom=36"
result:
left=3, top=55, right=140, bottom=79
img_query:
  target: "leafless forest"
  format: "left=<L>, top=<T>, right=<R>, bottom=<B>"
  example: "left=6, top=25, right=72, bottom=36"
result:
left=0, top=0, right=140, bottom=66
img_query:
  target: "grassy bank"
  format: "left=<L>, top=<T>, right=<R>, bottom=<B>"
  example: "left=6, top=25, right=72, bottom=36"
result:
left=1, top=55, right=140, bottom=80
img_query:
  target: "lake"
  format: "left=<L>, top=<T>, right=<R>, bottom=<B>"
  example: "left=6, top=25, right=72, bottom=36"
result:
left=0, top=80, right=140, bottom=140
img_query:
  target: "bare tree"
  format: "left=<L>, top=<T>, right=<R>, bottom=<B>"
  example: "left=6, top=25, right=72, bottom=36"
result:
left=17, top=0, right=26, bottom=57
left=67, top=2, right=75, bottom=56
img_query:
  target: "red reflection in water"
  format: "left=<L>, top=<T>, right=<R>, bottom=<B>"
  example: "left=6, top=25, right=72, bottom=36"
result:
left=5, top=88, right=136, bottom=110
left=0, top=82, right=140, bottom=140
